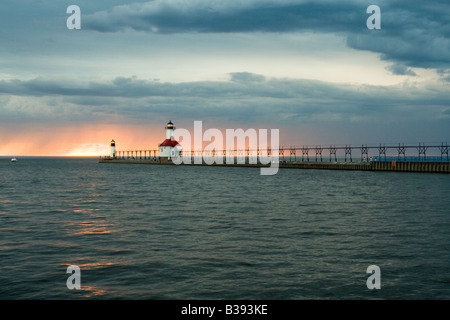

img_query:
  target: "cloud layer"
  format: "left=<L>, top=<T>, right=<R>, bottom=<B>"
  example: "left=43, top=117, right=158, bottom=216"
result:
left=83, top=0, right=450, bottom=72
left=1, top=73, right=449, bottom=126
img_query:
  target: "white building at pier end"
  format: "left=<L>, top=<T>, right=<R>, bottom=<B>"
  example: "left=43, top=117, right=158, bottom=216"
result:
left=159, top=120, right=181, bottom=160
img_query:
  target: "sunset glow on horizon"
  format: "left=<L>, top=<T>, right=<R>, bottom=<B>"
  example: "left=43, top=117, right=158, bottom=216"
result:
left=0, top=122, right=300, bottom=157
left=0, top=123, right=163, bottom=157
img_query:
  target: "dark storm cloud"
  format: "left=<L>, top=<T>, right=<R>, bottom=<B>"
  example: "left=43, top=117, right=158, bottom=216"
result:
left=386, top=63, right=416, bottom=76
left=84, top=0, right=362, bottom=34
left=83, top=0, right=450, bottom=71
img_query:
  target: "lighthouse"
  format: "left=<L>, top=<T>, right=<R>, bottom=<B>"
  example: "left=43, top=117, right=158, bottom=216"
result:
left=110, top=140, right=116, bottom=158
left=159, top=120, right=181, bottom=160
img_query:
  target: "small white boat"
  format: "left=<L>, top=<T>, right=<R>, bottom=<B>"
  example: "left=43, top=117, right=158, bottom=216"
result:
left=11, top=157, right=17, bottom=162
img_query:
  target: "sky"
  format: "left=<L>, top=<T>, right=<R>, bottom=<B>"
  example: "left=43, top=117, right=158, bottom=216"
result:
left=0, top=0, right=449, bottom=156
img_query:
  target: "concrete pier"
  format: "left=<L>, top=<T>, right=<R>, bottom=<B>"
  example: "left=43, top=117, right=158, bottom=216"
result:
left=98, top=158, right=450, bottom=173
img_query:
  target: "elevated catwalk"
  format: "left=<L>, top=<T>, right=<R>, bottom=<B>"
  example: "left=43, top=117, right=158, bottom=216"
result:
left=100, top=142, right=450, bottom=173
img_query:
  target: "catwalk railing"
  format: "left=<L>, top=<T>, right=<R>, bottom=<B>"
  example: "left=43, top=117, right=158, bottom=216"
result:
left=100, top=142, right=450, bottom=162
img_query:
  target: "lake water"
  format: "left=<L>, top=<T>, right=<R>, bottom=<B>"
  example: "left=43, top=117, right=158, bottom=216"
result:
left=0, top=157, right=449, bottom=299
